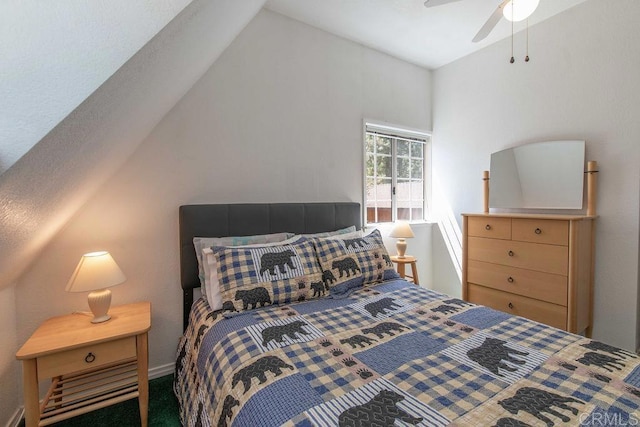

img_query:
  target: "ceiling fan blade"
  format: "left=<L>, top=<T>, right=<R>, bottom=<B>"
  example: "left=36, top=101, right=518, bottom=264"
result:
left=423, top=0, right=463, bottom=8
left=472, top=0, right=510, bottom=43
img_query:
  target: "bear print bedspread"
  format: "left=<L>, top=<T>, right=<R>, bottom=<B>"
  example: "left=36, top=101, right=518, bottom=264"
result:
left=174, top=279, right=640, bottom=426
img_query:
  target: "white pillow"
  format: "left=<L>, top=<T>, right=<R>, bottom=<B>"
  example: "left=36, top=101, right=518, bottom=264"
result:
left=201, top=235, right=304, bottom=310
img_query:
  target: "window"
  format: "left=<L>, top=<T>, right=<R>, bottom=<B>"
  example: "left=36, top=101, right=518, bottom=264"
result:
left=364, top=122, right=430, bottom=224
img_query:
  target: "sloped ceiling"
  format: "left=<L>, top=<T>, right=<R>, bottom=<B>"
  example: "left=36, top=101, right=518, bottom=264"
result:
left=0, top=0, right=192, bottom=175
left=0, top=0, right=266, bottom=290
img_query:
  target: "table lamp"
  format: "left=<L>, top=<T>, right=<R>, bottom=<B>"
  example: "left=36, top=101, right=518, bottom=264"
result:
left=66, top=251, right=126, bottom=323
left=389, top=222, right=415, bottom=259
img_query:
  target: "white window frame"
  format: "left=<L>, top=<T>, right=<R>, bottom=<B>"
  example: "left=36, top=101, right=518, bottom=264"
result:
left=363, top=120, right=432, bottom=225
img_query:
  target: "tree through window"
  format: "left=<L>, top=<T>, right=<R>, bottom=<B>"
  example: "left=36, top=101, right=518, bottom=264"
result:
left=365, top=123, right=430, bottom=224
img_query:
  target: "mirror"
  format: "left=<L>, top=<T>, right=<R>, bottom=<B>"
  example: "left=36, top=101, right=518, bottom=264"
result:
left=489, top=140, right=585, bottom=209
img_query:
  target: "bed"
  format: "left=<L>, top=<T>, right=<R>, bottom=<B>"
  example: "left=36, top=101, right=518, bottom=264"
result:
left=175, top=203, right=640, bottom=427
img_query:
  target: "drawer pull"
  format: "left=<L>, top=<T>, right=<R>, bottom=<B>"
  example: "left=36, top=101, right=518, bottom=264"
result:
left=85, top=352, right=96, bottom=363
left=508, top=302, right=514, bottom=309
left=485, top=224, right=491, bottom=230
left=535, top=228, right=542, bottom=235
left=507, top=276, right=514, bottom=283
left=508, top=250, right=514, bottom=257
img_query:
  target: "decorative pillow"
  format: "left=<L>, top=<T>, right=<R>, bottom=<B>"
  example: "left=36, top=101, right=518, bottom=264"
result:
left=201, top=235, right=302, bottom=310
left=312, top=229, right=399, bottom=297
left=193, top=232, right=293, bottom=298
left=214, top=237, right=325, bottom=312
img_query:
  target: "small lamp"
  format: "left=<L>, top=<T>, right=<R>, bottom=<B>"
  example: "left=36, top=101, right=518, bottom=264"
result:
left=66, top=251, right=126, bottom=323
left=389, top=222, right=415, bottom=259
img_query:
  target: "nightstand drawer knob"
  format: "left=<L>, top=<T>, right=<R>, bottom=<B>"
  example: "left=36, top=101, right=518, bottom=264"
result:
left=535, top=228, right=542, bottom=234
left=507, top=276, right=514, bottom=283
left=485, top=224, right=491, bottom=230
left=508, top=302, right=514, bottom=309
left=508, top=250, right=514, bottom=257
left=85, top=352, right=96, bottom=363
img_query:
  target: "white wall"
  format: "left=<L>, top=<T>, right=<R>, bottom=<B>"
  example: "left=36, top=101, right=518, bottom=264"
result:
left=0, top=0, right=191, bottom=174
left=0, top=285, right=19, bottom=426
left=433, top=0, right=640, bottom=351
left=15, top=8, right=432, bottom=381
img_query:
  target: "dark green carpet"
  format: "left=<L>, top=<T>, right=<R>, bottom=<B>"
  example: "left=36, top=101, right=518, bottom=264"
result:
left=20, top=374, right=180, bottom=427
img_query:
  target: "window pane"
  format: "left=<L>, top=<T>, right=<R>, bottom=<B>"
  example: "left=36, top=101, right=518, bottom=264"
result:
left=411, top=141, right=423, bottom=158
left=396, top=179, right=410, bottom=202
left=411, top=181, right=424, bottom=203
left=366, top=178, right=376, bottom=201
left=366, top=154, right=375, bottom=177
left=365, top=134, right=375, bottom=153
left=376, top=137, right=391, bottom=155
left=397, top=158, right=410, bottom=179
left=397, top=140, right=410, bottom=156
left=411, top=159, right=423, bottom=179
left=376, top=178, right=392, bottom=200
left=411, top=208, right=423, bottom=221
left=397, top=208, right=410, bottom=221
left=377, top=155, right=392, bottom=178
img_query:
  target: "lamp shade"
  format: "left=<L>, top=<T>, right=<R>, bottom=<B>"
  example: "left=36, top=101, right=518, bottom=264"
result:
left=503, top=0, right=539, bottom=22
left=66, top=251, right=126, bottom=293
left=389, top=222, right=415, bottom=239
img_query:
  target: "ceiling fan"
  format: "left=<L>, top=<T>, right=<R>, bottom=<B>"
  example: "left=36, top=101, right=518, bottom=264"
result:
left=424, top=0, right=540, bottom=42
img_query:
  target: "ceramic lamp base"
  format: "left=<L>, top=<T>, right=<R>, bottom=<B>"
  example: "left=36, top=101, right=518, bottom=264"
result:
left=396, top=239, right=407, bottom=258
left=87, top=288, right=112, bottom=323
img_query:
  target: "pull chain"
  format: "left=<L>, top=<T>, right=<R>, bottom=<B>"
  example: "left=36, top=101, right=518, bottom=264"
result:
left=510, top=3, right=515, bottom=63
left=525, top=18, right=530, bottom=62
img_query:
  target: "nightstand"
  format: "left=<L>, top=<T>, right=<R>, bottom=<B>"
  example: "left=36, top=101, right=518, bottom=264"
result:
left=390, top=255, right=419, bottom=285
left=16, top=302, right=151, bottom=427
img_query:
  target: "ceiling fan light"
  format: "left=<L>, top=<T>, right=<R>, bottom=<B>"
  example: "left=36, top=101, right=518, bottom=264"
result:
left=503, top=0, right=540, bottom=22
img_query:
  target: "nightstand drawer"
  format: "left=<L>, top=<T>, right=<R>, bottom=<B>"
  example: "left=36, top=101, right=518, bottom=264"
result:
left=467, top=216, right=511, bottom=240
left=38, top=336, right=136, bottom=380
left=512, top=218, right=568, bottom=246
left=468, top=284, right=567, bottom=330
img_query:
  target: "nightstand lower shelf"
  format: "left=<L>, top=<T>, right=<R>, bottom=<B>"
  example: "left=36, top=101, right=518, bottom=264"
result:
left=39, top=359, right=140, bottom=426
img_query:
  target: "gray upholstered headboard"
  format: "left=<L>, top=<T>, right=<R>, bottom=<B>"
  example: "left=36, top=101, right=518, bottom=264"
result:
left=179, top=202, right=361, bottom=329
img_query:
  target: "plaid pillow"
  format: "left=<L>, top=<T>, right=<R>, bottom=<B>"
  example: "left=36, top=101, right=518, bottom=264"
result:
left=313, top=229, right=399, bottom=297
left=214, top=237, right=325, bottom=312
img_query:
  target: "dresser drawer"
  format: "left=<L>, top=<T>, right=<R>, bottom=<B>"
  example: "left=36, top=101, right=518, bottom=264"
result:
left=38, top=337, right=136, bottom=380
left=467, top=216, right=511, bottom=240
left=467, top=237, right=568, bottom=275
left=512, top=219, right=568, bottom=246
left=467, top=260, right=567, bottom=306
left=468, top=284, right=567, bottom=330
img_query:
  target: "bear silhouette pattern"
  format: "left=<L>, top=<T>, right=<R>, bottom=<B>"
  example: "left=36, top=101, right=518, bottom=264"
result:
left=340, top=334, right=377, bottom=349
left=332, top=257, right=361, bottom=278
left=235, top=287, right=271, bottom=310
left=310, top=281, right=326, bottom=297
left=443, top=298, right=474, bottom=308
left=581, top=341, right=638, bottom=359
left=494, top=418, right=532, bottom=427
left=222, top=300, right=236, bottom=312
left=382, top=254, right=393, bottom=267
left=362, top=322, right=408, bottom=339
left=322, top=270, right=336, bottom=288
left=364, top=297, right=403, bottom=318
left=338, top=389, right=423, bottom=427
left=261, top=320, right=311, bottom=347
left=467, top=337, right=528, bottom=377
left=343, top=238, right=368, bottom=250
left=576, top=351, right=626, bottom=372
left=431, top=304, right=460, bottom=315
left=217, top=395, right=240, bottom=427
left=498, top=387, right=583, bottom=427
left=232, top=355, right=294, bottom=394
left=260, top=250, right=297, bottom=275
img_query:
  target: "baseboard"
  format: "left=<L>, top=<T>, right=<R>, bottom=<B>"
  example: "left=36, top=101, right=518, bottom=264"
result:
left=5, top=407, right=23, bottom=427
left=149, top=362, right=175, bottom=380
left=6, top=363, right=175, bottom=427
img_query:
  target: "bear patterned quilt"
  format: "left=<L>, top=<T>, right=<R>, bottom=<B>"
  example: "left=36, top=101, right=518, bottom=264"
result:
left=174, top=280, right=640, bottom=427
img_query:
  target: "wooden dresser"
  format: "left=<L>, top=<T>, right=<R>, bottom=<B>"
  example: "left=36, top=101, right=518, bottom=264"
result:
left=462, top=213, right=596, bottom=336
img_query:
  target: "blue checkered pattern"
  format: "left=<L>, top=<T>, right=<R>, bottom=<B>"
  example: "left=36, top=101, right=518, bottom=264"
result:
left=176, top=279, right=640, bottom=427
